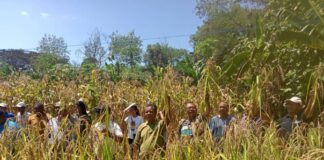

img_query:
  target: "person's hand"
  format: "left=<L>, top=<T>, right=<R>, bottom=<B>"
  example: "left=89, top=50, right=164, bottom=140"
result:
left=158, top=111, right=164, bottom=120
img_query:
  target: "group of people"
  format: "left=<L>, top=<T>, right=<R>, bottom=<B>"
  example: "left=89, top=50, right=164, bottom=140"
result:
left=0, top=96, right=310, bottom=159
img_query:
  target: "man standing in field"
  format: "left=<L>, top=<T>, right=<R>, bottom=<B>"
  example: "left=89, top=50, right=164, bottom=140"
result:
left=133, top=103, right=169, bottom=160
left=178, top=93, right=212, bottom=139
left=278, top=96, right=304, bottom=139
left=0, top=110, right=20, bottom=137
left=208, top=102, right=235, bottom=141
left=28, top=102, right=52, bottom=135
left=15, top=102, right=31, bottom=128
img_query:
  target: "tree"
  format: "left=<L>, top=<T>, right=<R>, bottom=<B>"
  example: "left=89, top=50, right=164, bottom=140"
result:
left=81, top=29, right=108, bottom=67
left=108, top=31, right=142, bottom=69
left=37, top=34, right=69, bottom=60
left=31, top=53, right=62, bottom=76
left=192, top=0, right=266, bottom=64
left=195, top=0, right=267, bottom=19
left=0, top=61, right=12, bottom=78
left=144, top=43, right=187, bottom=69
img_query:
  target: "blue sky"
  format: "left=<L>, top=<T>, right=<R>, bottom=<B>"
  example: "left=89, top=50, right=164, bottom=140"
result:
left=0, top=0, right=202, bottom=63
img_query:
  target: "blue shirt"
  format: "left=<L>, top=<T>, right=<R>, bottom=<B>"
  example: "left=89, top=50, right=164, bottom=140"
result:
left=5, top=112, right=14, bottom=119
left=0, top=120, right=20, bottom=135
left=209, top=115, right=235, bottom=140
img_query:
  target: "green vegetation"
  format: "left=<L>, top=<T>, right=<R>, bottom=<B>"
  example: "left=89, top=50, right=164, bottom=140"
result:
left=0, top=0, right=323, bottom=159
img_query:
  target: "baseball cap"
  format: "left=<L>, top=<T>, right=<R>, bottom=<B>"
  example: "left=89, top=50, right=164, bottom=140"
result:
left=124, top=103, right=137, bottom=112
left=16, top=102, right=26, bottom=108
left=285, top=96, right=302, bottom=106
left=0, top=103, right=8, bottom=108
left=54, top=101, right=61, bottom=107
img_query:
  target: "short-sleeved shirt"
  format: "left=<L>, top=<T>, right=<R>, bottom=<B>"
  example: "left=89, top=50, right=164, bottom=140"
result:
left=124, top=115, right=144, bottom=139
left=16, top=112, right=31, bottom=128
left=28, top=113, right=51, bottom=135
left=278, top=113, right=303, bottom=139
left=5, top=112, right=14, bottom=119
left=48, top=117, right=62, bottom=144
left=179, top=114, right=207, bottom=138
left=208, top=115, right=235, bottom=140
left=134, top=120, right=167, bottom=159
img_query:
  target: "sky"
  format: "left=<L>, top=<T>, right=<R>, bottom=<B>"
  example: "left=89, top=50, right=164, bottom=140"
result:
left=0, top=0, right=202, bottom=64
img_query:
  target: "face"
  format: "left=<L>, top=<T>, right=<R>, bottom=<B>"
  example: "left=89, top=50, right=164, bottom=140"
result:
left=16, top=107, right=25, bottom=114
left=58, top=109, right=68, bottom=119
left=286, top=101, right=302, bottom=116
left=218, top=102, right=229, bottom=115
left=144, top=106, right=156, bottom=123
left=34, top=106, right=44, bottom=114
left=128, top=107, right=137, bottom=116
left=54, top=106, right=60, bottom=114
left=186, top=103, right=197, bottom=119
left=76, top=105, right=82, bottom=115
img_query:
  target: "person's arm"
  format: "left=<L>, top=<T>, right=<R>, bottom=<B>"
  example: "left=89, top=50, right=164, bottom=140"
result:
left=114, top=123, right=124, bottom=143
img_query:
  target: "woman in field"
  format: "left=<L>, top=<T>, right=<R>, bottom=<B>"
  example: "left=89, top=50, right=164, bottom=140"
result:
left=123, top=103, right=144, bottom=145
left=122, top=103, right=144, bottom=159
left=75, top=100, right=92, bottom=136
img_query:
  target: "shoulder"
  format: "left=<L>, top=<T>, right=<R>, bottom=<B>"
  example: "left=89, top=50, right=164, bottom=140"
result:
left=136, top=116, right=144, bottom=123
left=6, top=112, right=14, bottom=117
left=28, top=114, right=37, bottom=120
left=137, top=122, right=148, bottom=132
left=124, top=116, right=129, bottom=122
left=209, top=116, right=221, bottom=123
left=46, top=113, right=52, bottom=119
left=178, top=119, right=187, bottom=127
left=229, top=115, right=236, bottom=121
left=137, top=116, right=144, bottom=121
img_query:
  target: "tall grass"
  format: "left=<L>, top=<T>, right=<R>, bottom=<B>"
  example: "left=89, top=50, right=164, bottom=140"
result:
left=0, top=63, right=323, bottom=159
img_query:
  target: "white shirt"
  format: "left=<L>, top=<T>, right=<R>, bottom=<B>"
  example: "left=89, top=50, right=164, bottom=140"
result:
left=124, top=115, right=144, bottom=139
left=48, top=117, right=63, bottom=144
left=94, top=121, right=123, bottom=137
left=16, top=112, right=31, bottom=128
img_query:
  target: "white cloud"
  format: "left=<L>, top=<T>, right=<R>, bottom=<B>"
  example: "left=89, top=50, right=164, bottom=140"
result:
left=40, top=12, right=50, bottom=18
left=20, top=11, right=29, bottom=16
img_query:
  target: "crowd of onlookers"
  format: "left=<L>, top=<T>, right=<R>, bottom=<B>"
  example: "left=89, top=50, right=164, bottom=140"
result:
left=0, top=96, right=322, bottom=159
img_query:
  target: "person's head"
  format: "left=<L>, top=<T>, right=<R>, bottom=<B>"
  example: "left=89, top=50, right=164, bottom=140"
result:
left=144, top=103, right=158, bottom=124
left=53, top=101, right=61, bottom=114
left=285, top=96, right=303, bottom=116
left=127, top=103, right=140, bottom=117
left=94, top=106, right=103, bottom=115
left=0, top=103, right=8, bottom=112
left=218, top=102, right=229, bottom=117
left=34, top=102, right=45, bottom=114
left=58, top=108, right=68, bottom=120
left=185, top=102, right=198, bottom=121
left=15, top=102, right=26, bottom=114
left=0, top=110, right=5, bottom=125
left=75, top=100, right=88, bottom=115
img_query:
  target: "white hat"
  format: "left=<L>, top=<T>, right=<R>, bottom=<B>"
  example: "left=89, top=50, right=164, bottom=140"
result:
left=54, top=101, right=61, bottom=107
left=124, top=103, right=137, bottom=112
left=0, top=103, right=7, bottom=108
left=285, top=96, right=302, bottom=106
left=16, top=102, right=26, bottom=108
